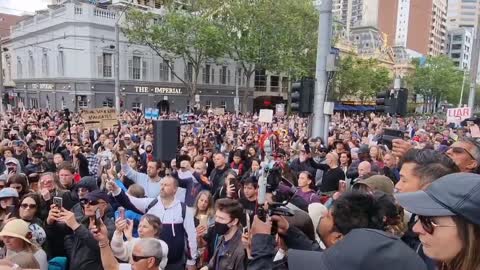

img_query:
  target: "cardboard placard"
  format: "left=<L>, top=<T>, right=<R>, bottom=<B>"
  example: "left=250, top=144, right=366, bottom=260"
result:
left=214, top=108, right=225, bottom=115
left=259, top=109, right=274, bottom=123
left=447, top=107, right=471, bottom=124
left=81, top=108, right=118, bottom=129
left=275, top=104, right=285, bottom=116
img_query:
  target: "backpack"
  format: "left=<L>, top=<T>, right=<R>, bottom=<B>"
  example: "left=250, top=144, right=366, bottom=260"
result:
left=48, top=257, right=67, bottom=270
left=146, top=198, right=187, bottom=220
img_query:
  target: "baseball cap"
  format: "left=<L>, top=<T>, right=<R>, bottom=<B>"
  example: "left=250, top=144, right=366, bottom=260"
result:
left=0, top=187, right=19, bottom=199
left=288, top=229, right=427, bottom=270
left=83, top=190, right=110, bottom=203
left=395, top=172, right=480, bottom=226
left=353, top=175, right=395, bottom=194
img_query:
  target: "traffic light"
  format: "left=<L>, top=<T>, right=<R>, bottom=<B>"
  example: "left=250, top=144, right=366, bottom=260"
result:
left=375, top=90, right=391, bottom=113
left=290, top=79, right=314, bottom=114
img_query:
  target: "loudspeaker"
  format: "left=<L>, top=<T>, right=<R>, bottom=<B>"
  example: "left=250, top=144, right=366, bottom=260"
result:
left=152, top=120, right=179, bottom=161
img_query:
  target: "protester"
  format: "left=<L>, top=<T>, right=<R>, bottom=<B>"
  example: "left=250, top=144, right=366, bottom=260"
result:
left=396, top=173, right=480, bottom=270
left=0, top=219, right=48, bottom=270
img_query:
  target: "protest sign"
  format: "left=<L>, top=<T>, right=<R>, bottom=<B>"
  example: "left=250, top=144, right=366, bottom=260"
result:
left=447, top=107, right=471, bottom=123
left=275, top=104, right=285, bottom=116
left=259, top=109, right=274, bottom=123
left=81, top=108, right=118, bottom=129
left=214, top=108, right=225, bottom=115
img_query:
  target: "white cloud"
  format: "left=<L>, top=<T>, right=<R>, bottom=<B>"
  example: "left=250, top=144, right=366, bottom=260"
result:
left=0, top=0, right=50, bottom=15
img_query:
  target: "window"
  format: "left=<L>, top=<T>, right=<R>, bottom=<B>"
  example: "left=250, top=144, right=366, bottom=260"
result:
left=142, top=60, right=147, bottom=80
left=227, top=69, right=231, bottom=85
left=102, top=53, right=112, bottom=78
left=103, top=98, right=113, bottom=107
left=211, top=68, right=215, bottom=84
left=130, top=56, right=141, bottom=80
left=17, top=58, right=22, bottom=79
left=28, top=55, right=34, bottom=78
left=451, top=53, right=461, bottom=58
left=255, top=69, right=266, bottom=91
left=237, top=68, right=242, bottom=86
left=452, top=44, right=462, bottom=50
left=220, top=100, right=226, bottom=109
left=160, top=60, right=169, bottom=81
left=57, top=51, right=64, bottom=76
left=282, top=77, right=289, bottom=92
left=270, top=76, right=279, bottom=92
left=205, top=100, right=212, bottom=109
left=77, top=95, right=88, bottom=108
left=185, top=62, right=193, bottom=82
left=220, top=66, right=227, bottom=85
left=30, top=98, right=38, bottom=109
left=42, top=53, right=48, bottom=77
left=170, top=63, right=175, bottom=81
left=132, top=102, right=142, bottom=110
left=203, top=64, right=210, bottom=84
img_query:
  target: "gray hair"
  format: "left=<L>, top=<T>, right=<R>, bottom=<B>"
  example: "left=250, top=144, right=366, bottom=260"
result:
left=135, top=238, right=164, bottom=265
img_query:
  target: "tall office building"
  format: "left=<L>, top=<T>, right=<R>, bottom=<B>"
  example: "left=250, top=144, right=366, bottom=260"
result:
left=333, top=0, right=380, bottom=35
left=447, top=0, right=479, bottom=29
left=378, top=0, right=448, bottom=56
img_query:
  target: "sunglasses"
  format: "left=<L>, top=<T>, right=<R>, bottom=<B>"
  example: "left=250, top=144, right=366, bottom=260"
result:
left=80, top=199, right=103, bottom=206
left=416, top=216, right=456, bottom=234
left=132, top=254, right=155, bottom=263
left=20, top=203, right=37, bottom=209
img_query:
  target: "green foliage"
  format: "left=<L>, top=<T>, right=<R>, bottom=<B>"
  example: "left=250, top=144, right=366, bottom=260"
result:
left=333, top=55, right=391, bottom=101
left=406, top=56, right=464, bottom=105
left=123, top=9, right=227, bottom=98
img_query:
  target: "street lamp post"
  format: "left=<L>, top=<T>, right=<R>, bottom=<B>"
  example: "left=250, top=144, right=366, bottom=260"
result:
left=0, top=43, right=7, bottom=114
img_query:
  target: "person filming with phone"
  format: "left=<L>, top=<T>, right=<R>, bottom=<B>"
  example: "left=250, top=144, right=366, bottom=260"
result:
left=45, top=190, right=115, bottom=270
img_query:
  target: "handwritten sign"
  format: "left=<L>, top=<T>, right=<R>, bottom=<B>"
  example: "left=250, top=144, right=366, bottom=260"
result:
left=275, top=104, right=285, bottom=117
left=214, top=108, right=225, bottom=116
left=447, top=107, right=471, bottom=124
left=259, top=109, right=274, bottom=123
left=81, top=108, right=118, bottom=129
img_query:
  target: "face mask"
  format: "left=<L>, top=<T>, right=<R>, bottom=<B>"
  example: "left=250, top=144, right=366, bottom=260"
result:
left=214, top=221, right=231, bottom=235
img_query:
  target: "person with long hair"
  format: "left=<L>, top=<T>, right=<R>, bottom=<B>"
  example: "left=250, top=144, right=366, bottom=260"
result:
left=396, top=173, right=480, bottom=270
left=111, top=214, right=169, bottom=269
left=16, top=193, right=46, bottom=249
left=0, top=219, right=48, bottom=270
left=339, top=152, right=352, bottom=176
left=0, top=188, right=19, bottom=226
left=192, top=191, right=215, bottom=268
left=7, top=174, right=31, bottom=199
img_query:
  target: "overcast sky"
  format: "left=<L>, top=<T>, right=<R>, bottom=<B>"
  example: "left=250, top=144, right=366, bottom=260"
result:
left=0, top=0, right=50, bottom=15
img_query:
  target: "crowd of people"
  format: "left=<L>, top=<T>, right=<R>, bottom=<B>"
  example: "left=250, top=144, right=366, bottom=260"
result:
left=0, top=108, right=477, bottom=270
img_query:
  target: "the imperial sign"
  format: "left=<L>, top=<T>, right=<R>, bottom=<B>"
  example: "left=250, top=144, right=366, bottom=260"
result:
left=134, top=86, right=183, bottom=94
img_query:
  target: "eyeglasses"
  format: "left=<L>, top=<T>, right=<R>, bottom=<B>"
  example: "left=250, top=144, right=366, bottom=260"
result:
left=132, top=254, right=155, bottom=263
left=20, top=203, right=37, bottom=209
left=416, top=216, right=456, bottom=234
left=48, top=136, right=56, bottom=138
left=448, top=146, right=476, bottom=161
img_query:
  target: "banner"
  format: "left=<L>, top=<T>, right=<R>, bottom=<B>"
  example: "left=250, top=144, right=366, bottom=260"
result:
left=145, top=108, right=153, bottom=120
left=81, top=108, right=118, bottom=129
left=447, top=107, right=471, bottom=123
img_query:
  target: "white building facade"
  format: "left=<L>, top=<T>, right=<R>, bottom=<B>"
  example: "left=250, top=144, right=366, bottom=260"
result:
left=5, top=1, right=254, bottom=111
left=446, top=28, right=472, bottom=70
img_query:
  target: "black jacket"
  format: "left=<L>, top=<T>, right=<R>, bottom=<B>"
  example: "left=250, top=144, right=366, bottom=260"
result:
left=46, top=216, right=115, bottom=270
left=208, top=229, right=247, bottom=270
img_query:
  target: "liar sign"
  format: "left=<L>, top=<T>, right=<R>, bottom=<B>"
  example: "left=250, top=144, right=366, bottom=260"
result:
left=447, top=107, right=471, bottom=123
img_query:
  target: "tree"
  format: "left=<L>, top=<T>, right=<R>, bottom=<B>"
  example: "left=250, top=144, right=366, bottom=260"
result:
left=206, top=0, right=318, bottom=112
left=123, top=7, right=226, bottom=109
left=332, top=55, right=391, bottom=101
left=406, top=56, right=464, bottom=112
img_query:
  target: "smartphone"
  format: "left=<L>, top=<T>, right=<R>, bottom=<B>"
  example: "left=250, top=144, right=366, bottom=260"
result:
left=95, top=208, right=102, bottom=228
left=7, top=167, right=14, bottom=174
left=199, top=214, right=208, bottom=228
left=382, top=128, right=404, bottom=150
left=53, top=197, right=63, bottom=209
left=118, top=207, right=125, bottom=220
left=242, top=227, right=249, bottom=234
left=6, top=205, right=15, bottom=215
left=246, top=213, right=251, bottom=233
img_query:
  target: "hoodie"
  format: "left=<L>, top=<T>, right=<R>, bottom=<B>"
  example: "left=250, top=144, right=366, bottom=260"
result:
left=0, top=157, right=26, bottom=181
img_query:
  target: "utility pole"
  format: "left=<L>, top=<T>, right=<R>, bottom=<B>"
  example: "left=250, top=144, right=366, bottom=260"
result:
left=235, top=66, right=239, bottom=116
left=312, top=0, right=333, bottom=138
left=114, top=22, right=121, bottom=114
left=468, top=14, right=480, bottom=112
left=0, top=39, right=4, bottom=114
left=459, top=68, right=467, bottom=107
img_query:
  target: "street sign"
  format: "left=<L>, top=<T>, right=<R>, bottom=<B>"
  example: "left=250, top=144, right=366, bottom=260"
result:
left=447, top=107, right=471, bottom=123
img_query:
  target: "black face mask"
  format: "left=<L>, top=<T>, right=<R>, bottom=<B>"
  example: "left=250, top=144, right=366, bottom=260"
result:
left=214, top=221, right=231, bottom=235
